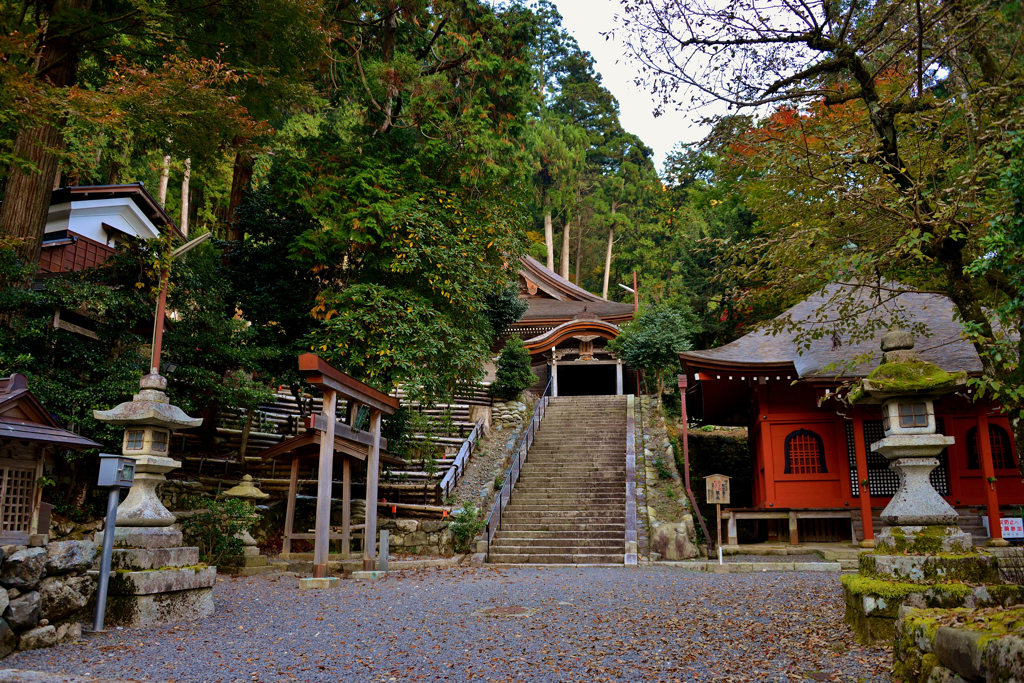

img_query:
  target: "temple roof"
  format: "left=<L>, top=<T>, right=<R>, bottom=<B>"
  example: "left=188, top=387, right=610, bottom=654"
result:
left=523, top=317, right=620, bottom=353
left=516, top=256, right=634, bottom=324
left=680, top=284, right=985, bottom=379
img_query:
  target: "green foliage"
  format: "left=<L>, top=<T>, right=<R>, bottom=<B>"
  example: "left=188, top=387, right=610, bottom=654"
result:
left=178, top=497, right=261, bottom=566
left=484, top=285, right=529, bottom=339
left=864, top=361, right=966, bottom=394
left=493, top=473, right=505, bottom=491
left=653, top=454, right=673, bottom=480
left=449, top=503, right=485, bottom=554
left=492, top=337, right=535, bottom=400
left=382, top=407, right=412, bottom=459
left=609, top=304, right=696, bottom=394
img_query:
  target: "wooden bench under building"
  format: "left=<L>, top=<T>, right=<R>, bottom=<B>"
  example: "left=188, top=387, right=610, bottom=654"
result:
left=722, top=508, right=855, bottom=546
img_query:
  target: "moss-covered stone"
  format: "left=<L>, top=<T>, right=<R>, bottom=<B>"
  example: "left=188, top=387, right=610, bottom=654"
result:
left=876, top=525, right=974, bottom=555
left=863, top=553, right=1000, bottom=584
left=863, top=360, right=966, bottom=394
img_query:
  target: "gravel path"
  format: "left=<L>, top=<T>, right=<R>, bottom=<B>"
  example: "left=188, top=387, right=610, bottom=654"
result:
left=5, top=566, right=890, bottom=682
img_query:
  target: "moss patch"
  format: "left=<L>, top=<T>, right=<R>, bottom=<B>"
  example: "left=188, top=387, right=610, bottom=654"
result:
left=876, top=525, right=974, bottom=554
left=864, top=359, right=966, bottom=394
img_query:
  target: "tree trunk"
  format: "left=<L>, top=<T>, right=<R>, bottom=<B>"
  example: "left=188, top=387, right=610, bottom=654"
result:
left=238, top=407, right=254, bottom=469
left=0, top=0, right=94, bottom=266
left=560, top=219, right=570, bottom=279
left=180, top=158, right=191, bottom=237
left=574, top=228, right=582, bottom=284
left=157, top=155, right=171, bottom=206
left=225, top=150, right=254, bottom=242
left=544, top=209, right=554, bottom=271
left=602, top=228, right=614, bottom=299
left=0, top=124, right=63, bottom=264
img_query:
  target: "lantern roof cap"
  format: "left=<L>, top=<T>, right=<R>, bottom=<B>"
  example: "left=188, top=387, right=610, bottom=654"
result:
left=93, top=374, right=202, bottom=430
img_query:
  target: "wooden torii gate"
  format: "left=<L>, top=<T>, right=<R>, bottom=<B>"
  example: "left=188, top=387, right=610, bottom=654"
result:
left=297, top=354, right=399, bottom=576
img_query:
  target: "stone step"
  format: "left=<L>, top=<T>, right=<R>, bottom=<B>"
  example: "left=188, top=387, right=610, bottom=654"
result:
left=493, top=530, right=624, bottom=540
left=497, top=522, right=625, bottom=532
left=490, top=537, right=624, bottom=550
left=503, top=505, right=625, bottom=514
left=487, top=552, right=624, bottom=565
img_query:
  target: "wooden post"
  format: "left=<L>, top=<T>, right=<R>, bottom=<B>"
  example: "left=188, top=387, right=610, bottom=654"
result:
left=551, top=352, right=558, bottom=397
left=716, top=503, right=722, bottom=550
left=363, top=408, right=382, bottom=571
left=342, top=455, right=352, bottom=557
left=616, top=360, right=623, bottom=396
left=852, top=412, right=875, bottom=547
left=788, top=511, right=799, bottom=546
left=312, top=390, right=337, bottom=578
left=283, top=456, right=299, bottom=556
left=978, top=409, right=1007, bottom=546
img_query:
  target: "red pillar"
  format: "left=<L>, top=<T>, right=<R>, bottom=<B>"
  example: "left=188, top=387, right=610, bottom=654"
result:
left=978, top=408, right=1008, bottom=546
left=852, top=411, right=874, bottom=547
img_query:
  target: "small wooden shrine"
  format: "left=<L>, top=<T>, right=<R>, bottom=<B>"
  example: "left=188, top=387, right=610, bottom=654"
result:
left=0, top=374, right=100, bottom=544
left=260, top=355, right=399, bottom=579
left=679, top=284, right=1022, bottom=547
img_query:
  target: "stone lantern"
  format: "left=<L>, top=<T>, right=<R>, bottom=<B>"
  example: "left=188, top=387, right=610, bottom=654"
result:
left=855, top=330, right=968, bottom=552
left=94, top=372, right=202, bottom=533
left=92, top=372, right=215, bottom=627
left=221, top=475, right=273, bottom=576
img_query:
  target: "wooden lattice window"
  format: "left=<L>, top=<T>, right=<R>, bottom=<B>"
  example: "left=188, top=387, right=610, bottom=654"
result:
left=784, top=429, right=827, bottom=474
left=967, top=425, right=1016, bottom=470
left=125, top=430, right=145, bottom=451
left=0, top=461, right=38, bottom=539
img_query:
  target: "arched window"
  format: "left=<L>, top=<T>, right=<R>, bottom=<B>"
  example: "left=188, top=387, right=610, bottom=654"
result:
left=966, top=425, right=1016, bottom=470
left=784, top=429, right=828, bottom=474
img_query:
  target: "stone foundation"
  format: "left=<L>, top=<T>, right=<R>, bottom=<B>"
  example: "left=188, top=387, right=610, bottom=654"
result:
left=101, top=588, right=214, bottom=629
left=380, top=518, right=454, bottom=556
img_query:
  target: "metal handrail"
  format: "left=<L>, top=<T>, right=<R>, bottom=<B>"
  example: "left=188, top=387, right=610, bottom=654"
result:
left=485, top=376, right=554, bottom=562
left=437, top=419, right=484, bottom=501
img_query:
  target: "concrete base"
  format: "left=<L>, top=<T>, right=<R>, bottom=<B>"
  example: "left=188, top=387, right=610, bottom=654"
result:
left=987, top=538, right=1011, bottom=547
left=105, top=566, right=217, bottom=595
left=101, top=588, right=214, bottom=628
left=299, top=577, right=339, bottom=589
left=351, top=571, right=385, bottom=581
left=859, top=539, right=876, bottom=548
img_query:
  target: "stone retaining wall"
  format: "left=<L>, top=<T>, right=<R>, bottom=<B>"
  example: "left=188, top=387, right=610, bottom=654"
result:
left=381, top=518, right=454, bottom=556
left=0, top=540, right=97, bottom=659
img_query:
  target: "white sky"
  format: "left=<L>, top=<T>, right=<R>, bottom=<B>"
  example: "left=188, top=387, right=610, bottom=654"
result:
left=553, top=0, right=710, bottom=171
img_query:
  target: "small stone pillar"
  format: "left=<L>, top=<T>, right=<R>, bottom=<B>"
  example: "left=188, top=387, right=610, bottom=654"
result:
left=842, top=331, right=1004, bottom=649
left=92, top=373, right=215, bottom=627
left=221, top=475, right=272, bottom=576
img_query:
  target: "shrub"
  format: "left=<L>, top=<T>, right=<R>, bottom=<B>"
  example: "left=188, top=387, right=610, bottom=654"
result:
left=492, top=336, right=535, bottom=400
left=179, top=497, right=261, bottom=565
left=449, top=503, right=485, bottom=553
left=493, top=472, right=505, bottom=490
left=608, top=304, right=696, bottom=395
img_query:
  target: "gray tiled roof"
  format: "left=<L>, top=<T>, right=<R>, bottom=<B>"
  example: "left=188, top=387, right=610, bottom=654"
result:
left=681, top=284, right=985, bottom=378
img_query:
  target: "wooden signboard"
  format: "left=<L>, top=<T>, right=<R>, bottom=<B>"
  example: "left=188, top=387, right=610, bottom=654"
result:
left=705, top=474, right=731, bottom=505
left=705, top=474, right=731, bottom=552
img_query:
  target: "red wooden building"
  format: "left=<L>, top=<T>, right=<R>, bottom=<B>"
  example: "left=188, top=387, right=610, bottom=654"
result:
left=679, top=285, right=1021, bottom=546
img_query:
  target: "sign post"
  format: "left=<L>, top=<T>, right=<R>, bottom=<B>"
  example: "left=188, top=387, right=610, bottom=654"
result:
left=89, top=454, right=137, bottom=634
left=705, top=474, right=731, bottom=562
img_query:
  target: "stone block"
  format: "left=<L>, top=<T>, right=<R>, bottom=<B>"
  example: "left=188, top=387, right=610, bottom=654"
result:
left=17, top=625, right=56, bottom=651
left=351, top=571, right=385, bottom=580
left=107, top=527, right=184, bottom=549
left=3, top=592, right=40, bottom=631
left=468, top=553, right=486, bottom=566
left=45, top=541, right=96, bottom=575
left=934, top=627, right=985, bottom=680
left=867, top=554, right=998, bottom=584
left=650, top=522, right=698, bottom=560
left=757, top=563, right=795, bottom=571
left=39, top=575, right=94, bottom=622
left=727, top=563, right=753, bottom=573
left=406, top=532, right=428, bottom=547
left=110, top=547, right=200, bottom=571
left=0, top=589, right=8, bottom=616
left=421, top=521, right=445, bottom=533
left=299, top=577, right=339, bottom=589
left=102, top=588, right=214, bottom=628
left=876, top=525, right=972, bottom=554
left=395, top=519, right=418, bottom=533
left=0, top=549, right=46, bottom=591
left=793, top=562, right=841, bottom=572
left=222, top=556, right=267, bottom=568
left=0, top=619, right=15, bottom=659
left=106, top=566, right=216, bottom=596
left=54, top=620, right=82, bottom=644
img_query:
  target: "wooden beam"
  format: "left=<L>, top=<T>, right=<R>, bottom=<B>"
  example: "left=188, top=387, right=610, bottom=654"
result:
left=283, top=456, right=299, bottom=556
left=312, top=390, right=337, bottom=578
left=342, top=456, right=351, bottom=559
left=298, top=354, right=399, bottom=414
left=307, top=415, right=388, bottom=451
left=852, top=411, right=874, bottom=546
left=363, top=408, right=382, bottom=571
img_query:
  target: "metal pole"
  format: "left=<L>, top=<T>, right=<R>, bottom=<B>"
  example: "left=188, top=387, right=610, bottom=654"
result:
left=92, top=488, right=120, bottom=633
left=379, top=529, right=389, bottom=573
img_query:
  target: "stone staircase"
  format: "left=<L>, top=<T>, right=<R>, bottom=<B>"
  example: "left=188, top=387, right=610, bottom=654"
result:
left=488, top=395, right=627, bottom=565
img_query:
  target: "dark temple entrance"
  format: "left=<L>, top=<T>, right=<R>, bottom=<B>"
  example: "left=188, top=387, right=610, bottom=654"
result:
left=557, top=363, right=616, bottom=396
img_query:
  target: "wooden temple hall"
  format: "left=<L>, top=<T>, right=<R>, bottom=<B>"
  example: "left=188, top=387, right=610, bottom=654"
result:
left=503, top=256, right=637, bottom=396
left=260, top=354, right=400, bottom=577
left=679, top=285, right=1022, bottom=547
